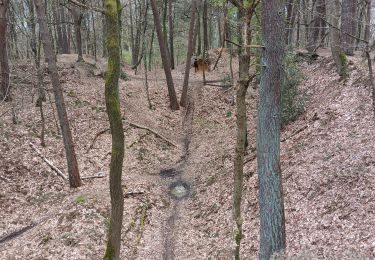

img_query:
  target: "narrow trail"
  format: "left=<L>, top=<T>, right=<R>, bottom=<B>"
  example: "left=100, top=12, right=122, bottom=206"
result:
left=160, top=81, right=202, bottom=260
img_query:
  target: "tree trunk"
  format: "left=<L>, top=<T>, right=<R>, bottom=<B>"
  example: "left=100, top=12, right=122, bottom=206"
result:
left=232, top=2, right=256, bottom=258
left=328, top=0, right=347, bottom=80
left=180, top=0, right=197, bottom=107
left=150, top=0, right=179, bottom=110
left=285, top=0, right=293, bottom=45
left=307, top=0, right=326, bottom=52
left=258, top=0, right=286, bottom=259
left=34, top=0, right=82, bottom=188
left=102, top=0, right=125, bottom=258
left=70, top=7, right=84, bottom=62
left=168, top=0, right=175, bottom=69
left=202, top=0, right=208, bottom=84
left=0, top=0, right=10, bottom=101
left=59, top=2, right=70, bottom=53
left=341, top=0, right=357, bottom=55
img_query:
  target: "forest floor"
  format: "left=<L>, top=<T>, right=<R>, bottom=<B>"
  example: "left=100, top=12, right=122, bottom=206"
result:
left=0, top=49, right=374, bottom=259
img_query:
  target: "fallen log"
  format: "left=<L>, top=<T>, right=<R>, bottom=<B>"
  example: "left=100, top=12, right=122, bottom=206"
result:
left=29, top=142, right=68, bottom=181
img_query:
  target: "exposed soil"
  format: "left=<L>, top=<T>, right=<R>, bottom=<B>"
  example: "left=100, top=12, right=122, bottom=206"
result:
left=0, top=50, right=374, bottom=259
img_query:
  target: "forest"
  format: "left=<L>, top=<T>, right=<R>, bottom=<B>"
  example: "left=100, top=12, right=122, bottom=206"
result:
left=0, top=0, right=374, bottom=259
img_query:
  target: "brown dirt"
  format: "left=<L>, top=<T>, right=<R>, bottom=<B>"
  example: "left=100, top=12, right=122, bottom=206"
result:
left=0, top=51, right=374, bottom=259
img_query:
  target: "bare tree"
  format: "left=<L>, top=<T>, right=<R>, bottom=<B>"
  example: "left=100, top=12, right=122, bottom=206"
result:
left=150, top=0, right=179, bottom=110
left=168, top=0, right=175, bottom=69
left=257, top=0, right=286, bottom=259
left=0, top=0, right=10, bottom=101
left=34, top=0, right=82, bottom=188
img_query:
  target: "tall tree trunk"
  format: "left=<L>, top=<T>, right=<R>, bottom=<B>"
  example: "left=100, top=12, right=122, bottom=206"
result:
left=70, top=7, right=84, bottom=62
left=168, top=0, right=175, bottom=69
left=102, top=0, right=125, bottom=258
left=150, top=0, right=179, bottom=110
left=307, top=0, right=326, bottom=52
left=148, top=25, right=155, bottom=71
left=328, top=0, right=347, bottom=79
left=341, top=0, right=357, bottom=55
left=34, top=0, right=82, bottom=188
left=232, top=1, right=256, bottom=258
left=129, top=0, right=136, bottom=66
left=0, top=0, right=10, bottom=101
left=102, top=1, right=107, bottom=57
left=53, top=0, right=64, bottom=54
left=29, top=0, right=46, bottom=145
left=285, top=0, right=293, bottom=45
left=59, top=1, right=70, bottom=53
left=180, top=0, right=197, bottom=107
left=258, top=0, right=286, bottom=259
left=202, top=0, right=208, bottom=84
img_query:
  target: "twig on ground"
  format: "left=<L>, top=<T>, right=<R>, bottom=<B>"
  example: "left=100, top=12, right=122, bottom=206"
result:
left=29, top=142, right=68, bottom=181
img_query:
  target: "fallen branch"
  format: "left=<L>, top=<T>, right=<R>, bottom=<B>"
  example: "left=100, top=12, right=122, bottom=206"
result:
left=281, top=125, right=308, bottom=142
left=86, top=128, right=110, bottom=153
left=81, top=172, right=106, bottom=180
left=128, top=121, right=179, bottom=148
left=87, top=121, right=179, bottom=153
left=124, top=191, right=145, bottom=198
left=212, top=47, right=224, bottom=71
left=0, top=223, right=37, bottom=244
left=29, top=142, right=68, bottom=181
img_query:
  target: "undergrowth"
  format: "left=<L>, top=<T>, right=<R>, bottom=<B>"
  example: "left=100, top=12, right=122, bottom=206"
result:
left=281, top=53, right=305, bottom=127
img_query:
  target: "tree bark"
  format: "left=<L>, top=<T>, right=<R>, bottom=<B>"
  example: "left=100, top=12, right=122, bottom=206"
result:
left=232, top=1, right=256, bottom=258
left=168, top=0, right=175, bottom=69
left=258, top=0, right=286, bottom=259
left=69, top=5, right=84, bottom=62
left=34, top=0, right=82, bottom=188
left=180, top=0, right=197, bottom=107
left=0, top=0, right=10, bottom=101
left=307, top=0, right=326, bottom=52
left=102, top=0, right=125, bottom=259
left=150, top=0, right=179, bottom=110
left=328, top=0, right=347, bottom=79
left=341, top=0, right=357, bottom=55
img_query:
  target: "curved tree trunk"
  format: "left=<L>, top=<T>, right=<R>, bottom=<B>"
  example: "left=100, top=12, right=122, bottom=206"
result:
left=102, top=0, right=125, bottom=259
left=34, top=0, right=82, bottom=188
left=150, top=0, right=179, bottom=110
left=258, top=0, right=286, bottom=259
left=0, top=0, right=10, bottom=101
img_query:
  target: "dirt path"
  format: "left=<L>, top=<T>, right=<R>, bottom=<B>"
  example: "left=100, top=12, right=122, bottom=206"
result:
left=160, top=81, right=201, bottom=260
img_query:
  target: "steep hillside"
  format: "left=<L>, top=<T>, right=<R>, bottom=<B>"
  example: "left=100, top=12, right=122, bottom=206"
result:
left=0, top=52, right=374, bottom=259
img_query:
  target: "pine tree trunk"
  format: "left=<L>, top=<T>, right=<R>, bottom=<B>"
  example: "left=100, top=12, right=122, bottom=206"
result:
left=150, top=0, right=179, bottom=110
left=180, top=0, right=197, bottom=107
left=258, top=0, right=286, bottom=258
left=34, top=0, right=82, bottom=188
left=0, top=0, right=10, bottom=101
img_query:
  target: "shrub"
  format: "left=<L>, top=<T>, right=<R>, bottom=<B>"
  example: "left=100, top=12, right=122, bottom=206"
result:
left=281, top=53, right=305, bottom=127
